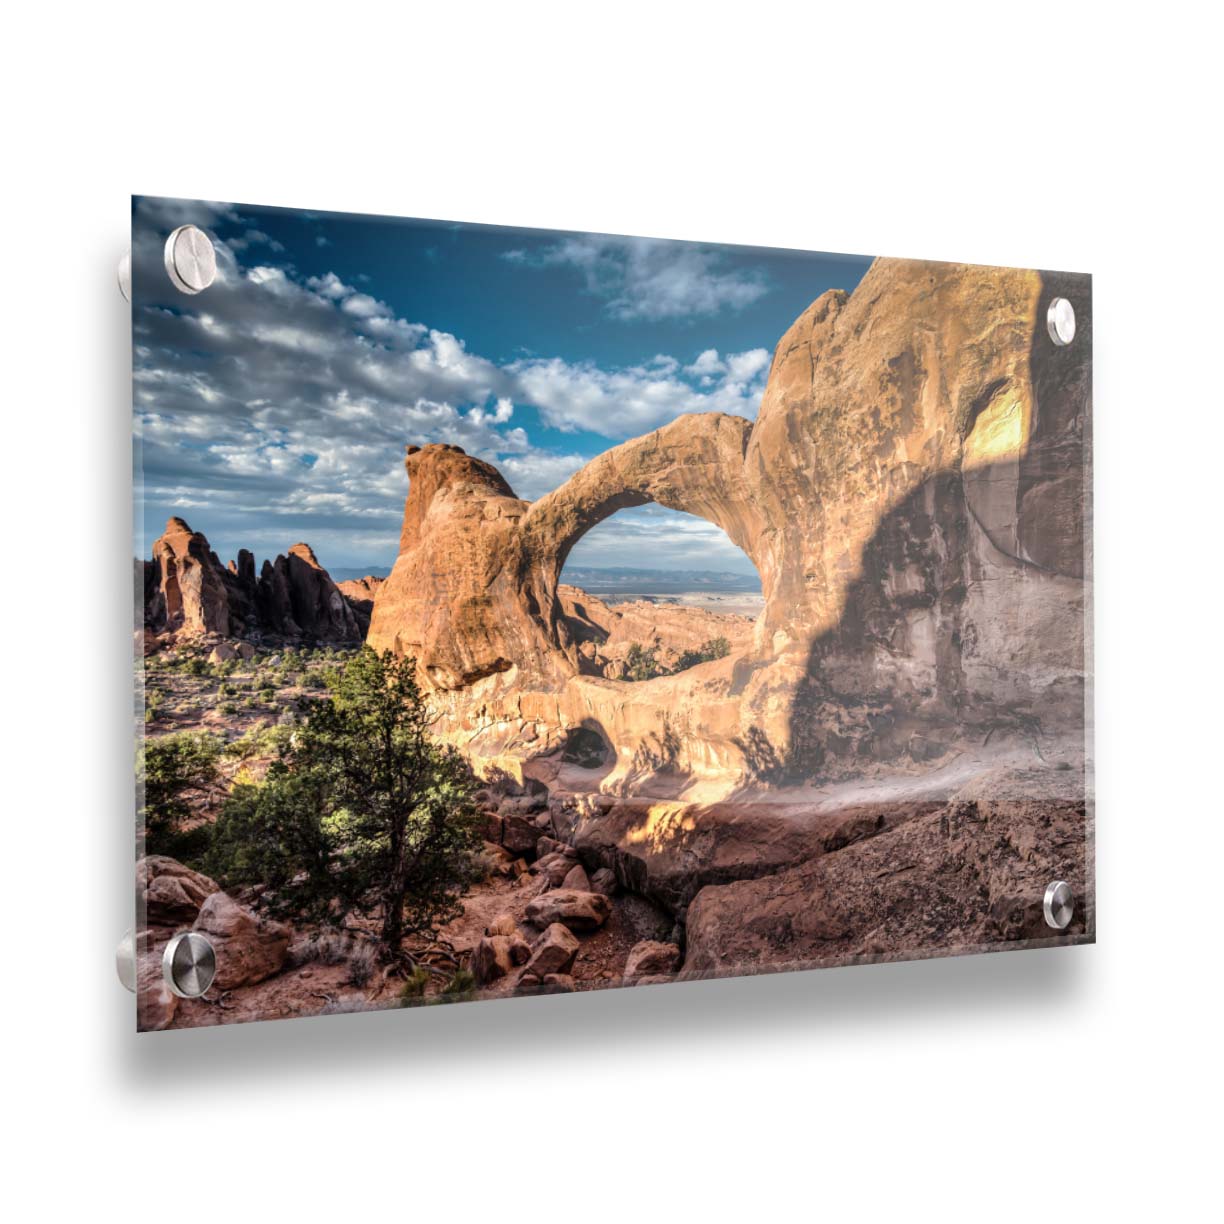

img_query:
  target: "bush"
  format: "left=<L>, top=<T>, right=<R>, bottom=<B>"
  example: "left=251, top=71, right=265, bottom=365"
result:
left=207, top=648, right=483, bottom=951
left=398, top=965, right=431, bottom=1005
left=675, top=636, right=732, bottom=672
left=624, top=642, right=665, bottom=682
left=346, top=943, right=378, bottom=988
left=289, top=931, right=351, bottom=967
left=138, top=731, right=222, bottom=862
left=439, top=968, right=476, bottom=1001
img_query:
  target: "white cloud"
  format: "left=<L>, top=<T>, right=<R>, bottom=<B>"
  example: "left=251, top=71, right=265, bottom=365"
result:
left=508, top=235, right=769, bottom=321
left=131, top=198, right=776, bottom=568
left=508, top=347, right=770, bottom=438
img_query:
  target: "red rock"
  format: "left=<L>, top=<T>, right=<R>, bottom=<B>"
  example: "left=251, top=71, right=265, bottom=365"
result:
left=136, top=856, right=219, bottom=927
left=525, top=889, right=610, bottom=933
left=192, top=892, right=290, bottom=989
left=143, top=517, right=362, bottom=645
left=624, top=940, right=681, bottom=978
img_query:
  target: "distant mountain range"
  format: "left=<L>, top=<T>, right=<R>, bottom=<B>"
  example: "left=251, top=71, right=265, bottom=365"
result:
left=561, top=566, right=762, bottom=594
left=330, top=564, right=762, bottom=595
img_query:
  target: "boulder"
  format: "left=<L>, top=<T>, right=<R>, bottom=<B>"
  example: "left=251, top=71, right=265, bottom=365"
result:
left=192, top=892, right=290, bottom=989
left=518, top=922, right=580, bottom=979
left=208, top=640, right=238, bottom=664
left=525, top=890, right=611, bottom=933
left=471, top=932, right=532, bottom=985
left=136, top=856, right=219, bottom=927
left=532, top=852, right=574, bottom=888
left=589, top=867, right=619, bottom=897
left=484, top=913, right=519, bottom=938
left=561, top=863, right=591, bottom=892
left=499, top=813, right=545, bottom=857
left=624, top=940, right=681, bottom=979
left=541, top=974, right=576, bottom=994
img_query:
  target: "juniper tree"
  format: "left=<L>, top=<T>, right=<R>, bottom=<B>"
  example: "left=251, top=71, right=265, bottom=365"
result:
left=208, top=648, right=482, bottom=952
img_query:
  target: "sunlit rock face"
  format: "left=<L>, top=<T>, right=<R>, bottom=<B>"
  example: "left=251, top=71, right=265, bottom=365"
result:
left=367, top=257, right=1091, bottom=794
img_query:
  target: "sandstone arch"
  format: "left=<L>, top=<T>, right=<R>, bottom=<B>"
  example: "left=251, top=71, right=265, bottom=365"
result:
left=367, top=256, right=1090, bottom=794
left=520, top=412, right=766, bottom=658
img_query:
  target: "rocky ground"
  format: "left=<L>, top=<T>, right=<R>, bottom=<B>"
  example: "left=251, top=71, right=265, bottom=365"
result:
left=135, top=722, right=1090, bottom=1032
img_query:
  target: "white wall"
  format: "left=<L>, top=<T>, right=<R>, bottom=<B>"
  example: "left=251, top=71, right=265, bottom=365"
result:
left=3, top=3, right=1218, bottom=1217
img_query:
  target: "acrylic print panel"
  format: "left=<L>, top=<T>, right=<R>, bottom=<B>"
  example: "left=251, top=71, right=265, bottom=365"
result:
left=131, top=196, right=1093, bottom=1031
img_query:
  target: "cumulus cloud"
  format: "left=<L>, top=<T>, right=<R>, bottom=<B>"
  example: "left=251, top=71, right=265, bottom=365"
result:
left=507, top=235, right=769, bottom=321
left=509, top=347, right=770, bottom=437
left=131, top=199, right=773, bottom=568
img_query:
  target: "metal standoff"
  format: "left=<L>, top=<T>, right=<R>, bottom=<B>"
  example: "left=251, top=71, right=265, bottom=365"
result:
left=161, top=932, right=217, bottom=998
left=1046, top=297, right=1076, bottom=346
left=115, top=929, right=137, bottom=993
left=163, top=224, right=217, bottom=295
left=117, top=249, right=131, bottom=302
left=1043, top=880, right=1074, bottom=930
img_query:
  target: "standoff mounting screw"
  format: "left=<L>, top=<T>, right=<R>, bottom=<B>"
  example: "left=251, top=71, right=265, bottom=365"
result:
left=1043, top=880, right=1074, bottom=930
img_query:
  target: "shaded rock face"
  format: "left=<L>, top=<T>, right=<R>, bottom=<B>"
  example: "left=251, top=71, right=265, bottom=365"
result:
left=256, top=543, right=361, bottom=642
left=367, top=258, right=1091, bottom=793
left=336, top=576, right=385, bottom=635
left=682, top=768, right=1091, bottom=976
left=142, top=519, right=363, bottom=644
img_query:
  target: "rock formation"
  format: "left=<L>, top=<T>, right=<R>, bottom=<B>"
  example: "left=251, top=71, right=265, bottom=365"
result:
left=363, top=256, right=1093, bottom=976
left=142, top=518, right=364, bottom=645
left=368, top=257, right=1091, bottom=794
left=144, top=517, right=239, bottom=637
left=558, top=586, right=753, bottom=679
left=336, top=576, right=385, bottom=635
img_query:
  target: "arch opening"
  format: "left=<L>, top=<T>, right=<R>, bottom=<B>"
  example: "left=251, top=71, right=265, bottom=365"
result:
left=556, top=503, right=763, bottom=683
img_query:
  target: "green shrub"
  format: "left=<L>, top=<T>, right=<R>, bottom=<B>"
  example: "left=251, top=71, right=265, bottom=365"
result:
left=398, top=965, right=431, bottom=1005
left=137, top=731, right=222, bottom=862
left=438, top=968, right=476, bottom=1001
left=675, top=635, right=732, bottom=672
left=625, top=642, right=665, bottom=682
left=207, top=648, right=482, bottom=952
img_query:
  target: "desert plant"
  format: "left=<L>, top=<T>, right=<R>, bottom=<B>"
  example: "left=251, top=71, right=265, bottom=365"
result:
left=675, top=635, right=732, bottom=672
left=346, top=942, right=378, bottom=987
left=398, top=965, right=431, bottom=1005
left=138, top=731, right=222, bottom=861
left=625, top=642, right=665, bottom=682
left=438, top=968, right=476, bottom=1001
left=208, top=648, right=482, bottom=952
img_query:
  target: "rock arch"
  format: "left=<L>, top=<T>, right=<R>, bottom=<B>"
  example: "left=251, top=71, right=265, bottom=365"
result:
left=520, top=412, right=767, bottom=659
left=366, top=257, right=1091, bottom=792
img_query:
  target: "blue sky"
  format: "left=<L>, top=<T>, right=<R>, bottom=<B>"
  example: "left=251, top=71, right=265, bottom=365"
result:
left=132, top=197, right=870, bottom=577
